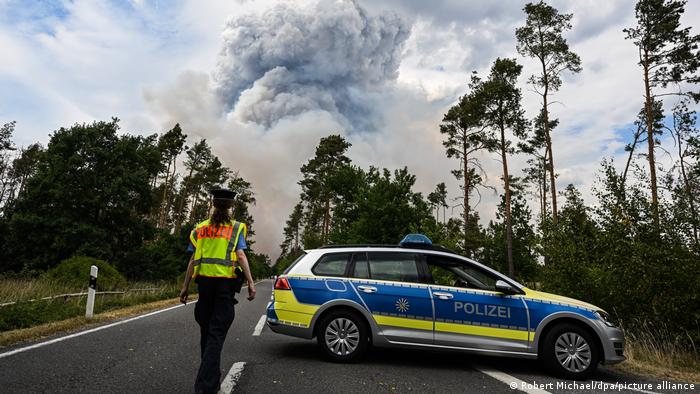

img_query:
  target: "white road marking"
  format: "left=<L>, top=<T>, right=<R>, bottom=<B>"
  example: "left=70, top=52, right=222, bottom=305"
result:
left=0, top=302, right=193, bottom=359
left=252, top=314, right=266, bottom=336
left=0, top=279, right=271, bottom=360
left=476, top=367, right=551, bottom=394
left=218, top=361, right=246, bottom=394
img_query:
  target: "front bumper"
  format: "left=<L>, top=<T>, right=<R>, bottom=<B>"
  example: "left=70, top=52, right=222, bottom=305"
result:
left=597, top=323, right=626, bottom=364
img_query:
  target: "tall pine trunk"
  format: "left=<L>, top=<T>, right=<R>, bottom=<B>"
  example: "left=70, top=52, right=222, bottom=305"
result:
left=500, top=123, right=515, bottom=278
left=175, top=166, right=196, bottom=232
left=678, top=140, right=699, bottom=247
left=462, top=135, right=470, bottom=256
left=158, top=159, right=172, bottom=228
left=541, top=73, right=558, bottom=225
left=642, top=51, right=660, bottom=225
left=323, top=197, right=330, bottom=243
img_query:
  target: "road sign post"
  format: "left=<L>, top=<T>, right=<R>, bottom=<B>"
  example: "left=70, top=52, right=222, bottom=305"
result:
left=86, top=265, right=98, bottom=319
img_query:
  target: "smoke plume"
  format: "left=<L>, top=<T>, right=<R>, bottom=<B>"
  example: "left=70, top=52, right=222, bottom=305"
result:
left=213, top=0, right=410, bottom=129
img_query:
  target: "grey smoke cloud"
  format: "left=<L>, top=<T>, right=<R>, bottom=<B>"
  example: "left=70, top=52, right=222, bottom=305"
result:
left=213, top=0, right=410, bottom=129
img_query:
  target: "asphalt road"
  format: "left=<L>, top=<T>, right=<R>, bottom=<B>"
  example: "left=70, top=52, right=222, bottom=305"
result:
left=0, top=279, right=695, bottom=394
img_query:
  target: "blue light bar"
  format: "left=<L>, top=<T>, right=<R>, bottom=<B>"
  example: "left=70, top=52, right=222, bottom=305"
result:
left=400, top=234, right=433, bottom=246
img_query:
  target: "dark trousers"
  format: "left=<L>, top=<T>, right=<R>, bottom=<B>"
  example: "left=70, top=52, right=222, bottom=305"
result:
left=194, top=277, right=237, bottom=394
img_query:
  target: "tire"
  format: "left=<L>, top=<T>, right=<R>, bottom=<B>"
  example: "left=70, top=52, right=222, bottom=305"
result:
left=317, top=310, right=370, bottom=363
left=541, top=323, right=600, bottom=380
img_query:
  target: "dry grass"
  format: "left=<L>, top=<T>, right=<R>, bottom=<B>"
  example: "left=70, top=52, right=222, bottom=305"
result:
left=0, top=295, right=198, bottom=348
left=0, top=278, right=175, bottom=303
left=0, top=278, right=183, bottom=332
left=0, top=278, right=80, bottom=303
left=613, top=321, right=700, bottom=384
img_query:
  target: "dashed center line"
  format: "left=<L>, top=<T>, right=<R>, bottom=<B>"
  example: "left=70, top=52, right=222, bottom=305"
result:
left=252, top=314, right=266, bottom=336
left=218, top=361, right=246, bottom=394
left=476, top=366, right=552, bottom=394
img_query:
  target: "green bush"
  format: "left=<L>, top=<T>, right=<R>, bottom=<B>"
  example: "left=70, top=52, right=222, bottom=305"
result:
left=44, top=256, right=126, bottom=291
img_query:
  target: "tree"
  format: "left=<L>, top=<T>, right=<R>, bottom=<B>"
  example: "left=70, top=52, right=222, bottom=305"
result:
left=428, top=182, right=448, bottom=223
left=482, top=184, right=539, bottom=283
left=338, top=167, right=432, bottom=244
left=298, top=135, right=351, bottom=245
left=472, top=58, right=529, bottom=277
left=280, top=203, right=304, bottom=255
left=516, top=1, right=582, bottom=224
left=668, top=99, right=699, bottom=247
left=156, top=124, right=187, bottom=229
left=520, top=109, right=556, bottom=228
left=0, top=121, right=17, bottom=211
left=228, top=174, right=256, bottom=225
left=175, top=139, right=210, bottom=231
left=624, top=0, right=700, bottom=224
left=622, top=102, right=664, bottom=184
left=3, top=119, right=162, bottom=272
left=9, top=144, right=43, bottom=201
left=440, top=93, right=491, bottom=255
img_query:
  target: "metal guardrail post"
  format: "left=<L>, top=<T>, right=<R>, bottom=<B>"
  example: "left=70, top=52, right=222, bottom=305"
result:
left=85, top=265, right=98, bottom=318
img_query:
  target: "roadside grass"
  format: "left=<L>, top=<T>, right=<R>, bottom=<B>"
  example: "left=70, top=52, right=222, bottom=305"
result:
left=613, top=321, right=700, bottom=384
left=0, top=295, right=197, bottom=348
left=0, top=278, right=183, bottom=332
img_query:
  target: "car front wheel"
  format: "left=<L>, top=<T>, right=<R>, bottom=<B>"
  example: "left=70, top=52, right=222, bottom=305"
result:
left=541, top=323, right=600, bottom=379
left=317, top=310, right=369, bottom=362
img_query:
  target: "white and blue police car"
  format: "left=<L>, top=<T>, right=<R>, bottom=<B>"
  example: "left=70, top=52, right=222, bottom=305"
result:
left=266, top=234, right=625, bottom=379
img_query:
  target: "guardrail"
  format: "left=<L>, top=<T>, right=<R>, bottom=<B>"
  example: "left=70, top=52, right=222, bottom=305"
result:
left=0, top=288, right=161, bottom=308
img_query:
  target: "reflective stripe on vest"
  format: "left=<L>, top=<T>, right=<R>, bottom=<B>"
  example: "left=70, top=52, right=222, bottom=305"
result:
left=190, top=219, right=247, bottom=279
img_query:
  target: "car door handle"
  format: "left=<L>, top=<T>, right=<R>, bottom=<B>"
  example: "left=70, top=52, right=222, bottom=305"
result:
left=433, top=291, right=453, bottom=300
left=357, top=285, right=377, bottom=293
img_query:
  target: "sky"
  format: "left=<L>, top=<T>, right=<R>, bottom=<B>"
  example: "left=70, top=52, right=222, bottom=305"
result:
left=1, top=0, right=699, bottom=258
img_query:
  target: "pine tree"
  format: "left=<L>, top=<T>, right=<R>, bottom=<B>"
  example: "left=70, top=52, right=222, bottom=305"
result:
left=516, top=1, right=582, bottom=224
left=472, top=58, right=528, bottom=277
left=624, top=0, right=700, bottom=224
left=440, top=93, right=491, bottom=256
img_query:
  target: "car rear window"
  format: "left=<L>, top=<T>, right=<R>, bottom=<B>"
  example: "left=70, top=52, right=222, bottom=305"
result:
left=367, top=252, right=420, bottom=283
left=312, top=253, right=351, bottom=277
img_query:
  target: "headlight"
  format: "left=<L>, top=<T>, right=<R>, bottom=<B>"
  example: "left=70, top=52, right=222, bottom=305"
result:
left=595, top=310, right=616, bottom=327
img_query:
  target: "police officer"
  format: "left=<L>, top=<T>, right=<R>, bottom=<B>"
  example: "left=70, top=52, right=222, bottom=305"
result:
left=180, top=187, right=256, bottom=394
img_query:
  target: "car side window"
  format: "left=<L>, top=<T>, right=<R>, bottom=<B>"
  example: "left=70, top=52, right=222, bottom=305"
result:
left=352, top=253, right=370, bottom=279
left=425, top=255, right=500, bottom=291
left=460, top=264, right=498, bottom=290
left=367, top=252, right=420, bottom=283
left=430, top=264, right=463, bottom=287
left=312, top=253, right=351, bottom=277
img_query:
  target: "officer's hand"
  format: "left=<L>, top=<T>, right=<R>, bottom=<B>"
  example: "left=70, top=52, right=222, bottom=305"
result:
left=247, top=283, right=256, bottom=301
left=179, top=288, right=189, bottom=304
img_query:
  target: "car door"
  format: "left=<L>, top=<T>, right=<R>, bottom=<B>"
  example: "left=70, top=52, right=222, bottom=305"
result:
left=424, top=254, right=531, bottom=354
left=349, top=251, right=434, bottom=344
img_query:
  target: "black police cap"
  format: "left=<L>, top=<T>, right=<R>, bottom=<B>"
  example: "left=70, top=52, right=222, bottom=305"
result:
left=210, top=187, right=237, bottom=201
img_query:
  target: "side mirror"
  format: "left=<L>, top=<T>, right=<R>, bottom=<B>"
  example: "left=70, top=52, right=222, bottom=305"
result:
left=495, top=280, right=518, bottom=295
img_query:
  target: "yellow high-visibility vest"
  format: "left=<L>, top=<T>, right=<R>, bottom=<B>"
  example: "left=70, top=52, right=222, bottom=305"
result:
left=189, top=219, right=247, bottom=279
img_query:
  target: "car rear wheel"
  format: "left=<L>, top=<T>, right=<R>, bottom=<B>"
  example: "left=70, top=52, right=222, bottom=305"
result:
left=317, top=310, right=369, bottom=362
left=541, top=323, right=600, bottom=379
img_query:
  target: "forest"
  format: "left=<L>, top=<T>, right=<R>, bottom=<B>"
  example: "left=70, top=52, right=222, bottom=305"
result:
left=0, top=119, right=273, bottom=282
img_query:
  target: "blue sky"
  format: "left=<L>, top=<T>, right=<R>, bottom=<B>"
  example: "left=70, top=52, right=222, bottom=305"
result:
left=1, top=0, right=697, bottom=255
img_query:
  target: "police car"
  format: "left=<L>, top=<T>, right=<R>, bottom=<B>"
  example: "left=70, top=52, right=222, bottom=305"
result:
left=266, top=235, right=625, bottom=379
